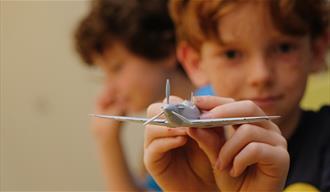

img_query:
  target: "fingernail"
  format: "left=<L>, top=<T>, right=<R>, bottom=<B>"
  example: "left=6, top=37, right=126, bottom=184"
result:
left=193, top=96, right=200, bottom=103
left=200, top=112, right=211, bottom=119
left=171, top=127, right=187, bottom=134
left=230, top=168, right=236, bottom=177
left=215, top=159, right=223, bottom=170
left=176, top=127, right=187, bottom=131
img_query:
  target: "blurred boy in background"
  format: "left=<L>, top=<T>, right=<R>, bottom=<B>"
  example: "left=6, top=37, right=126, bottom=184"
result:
left=74, top=0, right=193, bottom=191
left=144, top=0, right=329, bottom=191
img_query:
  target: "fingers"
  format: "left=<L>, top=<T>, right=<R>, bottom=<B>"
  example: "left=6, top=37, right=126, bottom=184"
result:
left=200, top=100, right=280, bottom=133
left=147, top=96, right=184, bottom=117
left=144, top=125, right=187, bottom=148
left=144, top=96, right=187, bottom=171
left=216, top=124, right=287, bottom=171
left=95, top=84, right=127, bottom=114
left=194, top=96, right=235, bottom=111
left=201, top=100, right=265, bottom=118
left=144, top=96, right=188, bottom=169
left=91, top=85, right=125, bottom=139
left=144, top=124, right=188, bottom=173
left=230, top=142, right=289, bottom=178
left=96, top=84, right=116, bottom=110
left=157, top=96, right=232, bottom=165
left=162, top=95, right=184, bottom=104
left=147, top=103, right=164, bottom=117
left=144, top=135, right=188, bottom=170
left=187, top=128, right=226, bottom=164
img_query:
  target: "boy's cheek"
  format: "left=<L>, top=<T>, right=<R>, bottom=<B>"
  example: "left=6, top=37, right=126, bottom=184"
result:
left=198, top=61, right=214, bottom=83
left=278, top=62, right=309, bottom=91
left=210, top=74, right=246, bottom=99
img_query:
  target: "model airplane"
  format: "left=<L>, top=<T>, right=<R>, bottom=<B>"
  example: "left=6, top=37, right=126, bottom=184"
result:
left=89, top=79, right=279, bottom=128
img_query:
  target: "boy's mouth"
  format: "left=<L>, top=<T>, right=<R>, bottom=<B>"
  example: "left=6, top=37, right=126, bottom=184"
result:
left=249, top=95, right=283, bottom=108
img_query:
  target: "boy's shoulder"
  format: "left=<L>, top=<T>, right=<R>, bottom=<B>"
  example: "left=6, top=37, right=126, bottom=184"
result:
left=297, top=105, right=330, bottom=131
left=293, top=105, right=330, bottom=145
left=317, top=105, right=330, bottom=116
left=298, top=105, right=330, bottom=141
left=288, top=105, right=330, bottom=154
left=319, top=105, right=330, bottom=115
left=286, top=105, right=330, bottom=191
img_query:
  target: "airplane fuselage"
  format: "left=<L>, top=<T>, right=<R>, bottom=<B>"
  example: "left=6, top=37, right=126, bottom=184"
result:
left=163, top=100, right=201, bottom=127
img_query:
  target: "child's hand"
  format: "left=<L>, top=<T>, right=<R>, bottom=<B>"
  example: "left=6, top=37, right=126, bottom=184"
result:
left=144, top=96, right=223, bottom=191
left=91, top=83, right=126, bottom=145
left=188, top=96, right=289, bottom=191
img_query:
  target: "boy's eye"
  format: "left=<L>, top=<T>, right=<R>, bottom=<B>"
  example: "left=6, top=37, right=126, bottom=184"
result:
left=224, top=50, right=240, bottom=59
left=109, top=61, right=123, bottom=72
left=276, top=43, right=295, bottom=53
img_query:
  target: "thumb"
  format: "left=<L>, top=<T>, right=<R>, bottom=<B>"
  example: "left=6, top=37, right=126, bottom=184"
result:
left=187, top=127, right=226, bottom=164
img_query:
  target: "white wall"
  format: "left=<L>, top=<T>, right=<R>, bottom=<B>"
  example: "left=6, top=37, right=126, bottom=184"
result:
left=0, top=1, right=144, bottom=190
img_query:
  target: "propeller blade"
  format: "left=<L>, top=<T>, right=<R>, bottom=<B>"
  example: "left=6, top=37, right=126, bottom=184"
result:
left=143, top=111, right=164, bottom=126
left=166, top=79, right=170, bottom=104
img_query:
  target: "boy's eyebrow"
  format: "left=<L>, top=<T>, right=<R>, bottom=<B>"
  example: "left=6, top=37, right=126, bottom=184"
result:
left=217, top=31, right=304, bottom=47
left=258, top=33, right=305, bottom=47
left=215, top=30, right=245, bottom=47
left=217, top=40, right=234, bottom=46
left=105, top=60, right=122, bottom=69
left=214, top=37, right=242, bottom=47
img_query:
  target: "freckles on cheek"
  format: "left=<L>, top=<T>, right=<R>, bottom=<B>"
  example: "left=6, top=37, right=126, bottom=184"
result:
left=202, top=56, right=246, bottom=98
left=282, top=57, right=301, bottom=69
left=208, top=68, right=244, bottom=98
left=277, top=50, right=309, bottom=78
left=277, top=63, right=308, bottom=101
left=280, top=50, right=311, bottom=71
left=221, top=76, right=245, bottom=98
left=281, top=56, right=309, bottom=79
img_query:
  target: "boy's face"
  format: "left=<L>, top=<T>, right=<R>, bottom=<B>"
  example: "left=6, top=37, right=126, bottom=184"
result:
left=94, top=42, right=170, bottom=113
left=185, top=1, right=321, bottom=118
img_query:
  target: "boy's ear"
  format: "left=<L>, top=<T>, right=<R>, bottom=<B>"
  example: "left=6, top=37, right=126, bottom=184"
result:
left=177, top=41, right=209, bottom=87
left=310, top=29, right=330, bottom=73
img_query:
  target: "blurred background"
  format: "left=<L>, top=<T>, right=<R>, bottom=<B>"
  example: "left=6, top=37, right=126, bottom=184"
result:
left=0, top=1, right=145, bottom=191
left=0, top=0, right=329, bottom=191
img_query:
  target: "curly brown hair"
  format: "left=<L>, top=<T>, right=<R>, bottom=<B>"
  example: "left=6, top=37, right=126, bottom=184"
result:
left=74, top=0, right=176, bottom=65
left=169, top=0, right=330, bottom=51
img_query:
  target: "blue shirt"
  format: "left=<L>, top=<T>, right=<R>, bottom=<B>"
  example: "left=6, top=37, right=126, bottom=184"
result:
left=194, top=85, right=214, bottom=96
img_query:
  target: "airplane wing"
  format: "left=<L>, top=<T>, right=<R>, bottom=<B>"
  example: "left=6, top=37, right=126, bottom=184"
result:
left=188, top=116, right=280, bottom=128
left=90, top=114, right=279, bottom=128
left=89, top=114, right=167, bottom=126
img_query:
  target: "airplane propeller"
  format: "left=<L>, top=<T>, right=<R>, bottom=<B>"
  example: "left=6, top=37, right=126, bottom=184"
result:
left=144, top=79, right=170, bottom=126
left=143, top=111, right=164, bottom=125
left=166, top=78, right=170, bottom=105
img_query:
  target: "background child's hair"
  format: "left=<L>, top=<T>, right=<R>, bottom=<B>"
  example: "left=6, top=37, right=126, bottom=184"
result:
left=74, top=0, right=176, bottom=65
left=169, top=0, right=330, bottom=51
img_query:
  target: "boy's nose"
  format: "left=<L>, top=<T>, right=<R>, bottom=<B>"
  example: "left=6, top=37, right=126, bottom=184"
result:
left=247, top=55, right=274, bottom=87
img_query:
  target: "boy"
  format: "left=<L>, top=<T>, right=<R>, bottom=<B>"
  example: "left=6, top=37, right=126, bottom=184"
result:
left=74, top=0, right=193, bottom=190
left=144, top=0, right=329, bottom=191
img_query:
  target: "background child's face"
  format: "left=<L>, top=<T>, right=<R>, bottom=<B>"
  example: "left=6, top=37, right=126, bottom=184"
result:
left=94, top=42, right=169, bottom=113
left=198, top=1, right=318, bottom=117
